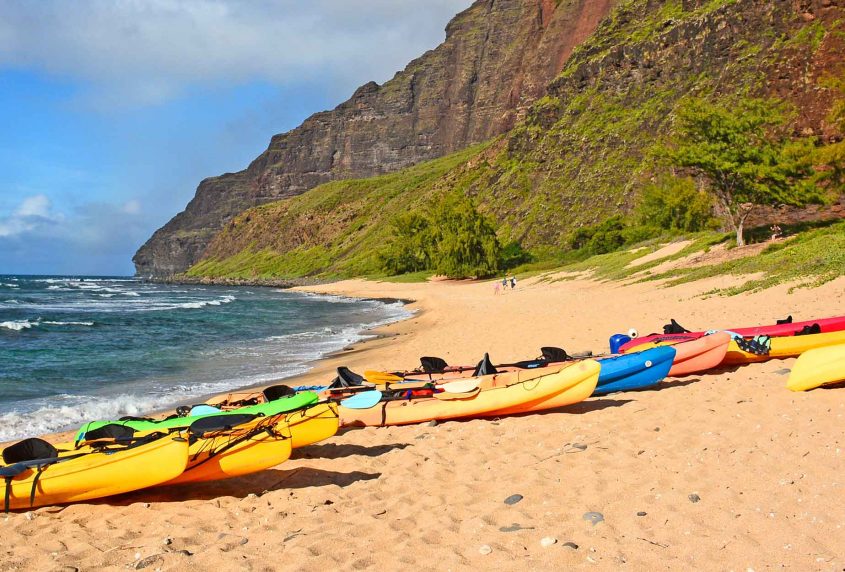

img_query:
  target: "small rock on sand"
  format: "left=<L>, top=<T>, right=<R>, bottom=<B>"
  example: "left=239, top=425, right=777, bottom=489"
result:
left=583, top=512, right=604, bottom=525
left=562, top=542, right=579, bottom=550
left=637, top=511, right=647, bottom=517
left=479, top=544, right=492, bottom=555
left=689, top=494, right=701, bottom=503
left=540, top=537, right=557, bottom=547
left=504, top=494, right=523, bottom=505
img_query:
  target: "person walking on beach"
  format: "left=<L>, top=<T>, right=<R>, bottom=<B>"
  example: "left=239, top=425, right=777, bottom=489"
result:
left=493, top=282, right=501, bottom=295
left=510, top=276, right=517, bottom=289
left=502, top=277, right=508, bottom=291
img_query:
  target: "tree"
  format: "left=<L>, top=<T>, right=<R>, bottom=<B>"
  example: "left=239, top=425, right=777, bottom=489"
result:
left=379, top=194, right=503, bottom=278
left=379, top=212, right=432, bottom=274
left=427, top=194, right=501, bottom=278
left=634, top=177, right=717, bottom=232
left=665, top=98, right=821, bottom=246
left=816, top=74, right=845, bottom=190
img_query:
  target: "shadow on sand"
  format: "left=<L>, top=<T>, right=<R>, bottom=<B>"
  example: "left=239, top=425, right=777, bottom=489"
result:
left=292, top=442, right=411, bottom=460
left=77, top=467, right=382, bottom=508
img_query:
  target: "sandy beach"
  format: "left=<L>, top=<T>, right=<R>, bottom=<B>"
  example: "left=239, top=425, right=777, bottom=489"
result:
left=3, top=264, right=845, bottom=571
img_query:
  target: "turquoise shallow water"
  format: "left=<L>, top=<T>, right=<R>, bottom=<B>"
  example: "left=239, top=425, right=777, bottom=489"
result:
left=0, top=275, right=409, bottom=441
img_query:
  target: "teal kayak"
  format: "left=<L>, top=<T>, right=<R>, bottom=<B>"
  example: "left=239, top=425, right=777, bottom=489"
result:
left=74, top=391, right=319, bottom=442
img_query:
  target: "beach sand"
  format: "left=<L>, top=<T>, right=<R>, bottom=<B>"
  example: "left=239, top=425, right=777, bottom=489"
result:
left=2, top=271, right=845, bottom=570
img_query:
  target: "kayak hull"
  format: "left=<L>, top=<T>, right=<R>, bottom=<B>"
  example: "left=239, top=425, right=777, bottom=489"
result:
left=592, top=346, right=676, bottom=395
left=630, top=332, right=731, bottom=376
left=0, top=434, right=189, bottom=511
left=484, top=360, right=601, bottom=415
left=724, top=330, right=845, bottom=365
left=339, top=360, right=601, bottom=426
left=164, top=417, right=293, bottom=486
left=787, top=344, right=845, bottom=391
left=620, top=315, right=845, bottom=353
left=287, top=402, right=340, bottom=448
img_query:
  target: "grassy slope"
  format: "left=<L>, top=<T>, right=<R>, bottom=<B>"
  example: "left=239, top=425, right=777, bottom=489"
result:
left=187, top=145, right=489, bottom=280
left=543, top=220, right=845, bottom=295
left=188, top=0, right=842, bottom=284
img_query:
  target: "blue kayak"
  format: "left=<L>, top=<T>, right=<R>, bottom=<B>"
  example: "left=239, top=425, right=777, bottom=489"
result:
left=592, top=346, right=676, bottom=396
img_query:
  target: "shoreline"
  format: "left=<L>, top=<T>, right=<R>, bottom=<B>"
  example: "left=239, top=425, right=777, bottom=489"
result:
left=5, top=271, right=845, bottom=569
left=28, top=291, right=421, bottom=446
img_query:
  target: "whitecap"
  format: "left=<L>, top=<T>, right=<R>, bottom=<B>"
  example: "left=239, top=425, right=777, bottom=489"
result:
left=0, top=319, right=35, bottom=331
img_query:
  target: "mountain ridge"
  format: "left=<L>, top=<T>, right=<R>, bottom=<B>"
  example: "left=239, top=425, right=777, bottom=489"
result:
left=134, top=0, right=617, bottom=277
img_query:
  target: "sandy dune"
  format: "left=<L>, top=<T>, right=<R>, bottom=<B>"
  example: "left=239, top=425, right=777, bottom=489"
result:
left=2, top=272, right=844, bottom=571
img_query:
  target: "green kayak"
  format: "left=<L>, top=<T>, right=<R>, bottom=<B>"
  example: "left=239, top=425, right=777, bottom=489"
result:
left=74, top=391, right=319, bottom=442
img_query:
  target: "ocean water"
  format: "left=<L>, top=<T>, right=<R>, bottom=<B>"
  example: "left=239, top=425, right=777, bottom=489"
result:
left=0, top=276, right=410, bottom=441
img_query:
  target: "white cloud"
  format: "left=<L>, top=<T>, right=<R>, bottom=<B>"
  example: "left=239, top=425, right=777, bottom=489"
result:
left=0, top=194, right=61, bottom=237
left=122, top=199, right=142, bottom=214
left=14, top=194, right=51, bottom=217
left=0, top=0, right=473, bottom=108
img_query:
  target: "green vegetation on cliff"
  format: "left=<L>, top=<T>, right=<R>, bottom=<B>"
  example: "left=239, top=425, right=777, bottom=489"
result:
left=187, top=145, right=489, bottom=280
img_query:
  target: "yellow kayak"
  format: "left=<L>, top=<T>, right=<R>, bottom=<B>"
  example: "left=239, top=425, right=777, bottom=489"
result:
left=167, top=402, right=339, bottom=486
left=164, top=414, right=293, bottom=486
left=0, top=432, right=188, bottom=511
left=287, top=402, right=339, bottom=448
left=724, top=330, right=845, bottom=365
left=786, top=344, right=845, bottom=391
left=339, top=360, right=601, bottom=427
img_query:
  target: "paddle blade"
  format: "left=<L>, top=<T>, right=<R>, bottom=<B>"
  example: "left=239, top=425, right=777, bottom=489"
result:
left=364, top=370, right=404, bottom=384
left=340, top=390, right=383, bottom=409
left=435, top=377, right=482, bottom=393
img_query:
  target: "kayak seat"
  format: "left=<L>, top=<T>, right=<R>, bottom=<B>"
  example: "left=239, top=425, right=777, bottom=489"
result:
left=327, top=367, right=372, bottom=390
left=776, top=315, right=794, bottom=325
left=2, top=438, right=58, bottom=465
left=663, top=319, right=691, bottom=334
left=795, top=323, right=821, bottom=336
left=263, top=384, right=296, bottom=402
left=540, top=346, right=571, bottom=362
left=188, top=413, right=258, bottom=438
left=420, top=356, right=449, bottom=374
left=472, top=353, right=498, bottom=377
left=84, top=424, right=136, bottom=442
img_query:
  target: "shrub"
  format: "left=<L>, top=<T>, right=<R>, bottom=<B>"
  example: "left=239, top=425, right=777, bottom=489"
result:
left=380, top=194, right=506, bottom=278
left=499, top=241, right=533, bottom=269
left=634, top=177, right=717, bottom=232
left=379, top=212, right=432, bottom=275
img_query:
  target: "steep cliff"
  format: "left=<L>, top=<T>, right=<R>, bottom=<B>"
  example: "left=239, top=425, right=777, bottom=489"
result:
left=134, top=0, right=617, bottom=277
left=187, top=0, right=844, bottom=281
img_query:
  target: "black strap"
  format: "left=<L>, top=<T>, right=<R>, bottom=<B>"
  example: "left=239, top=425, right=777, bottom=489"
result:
left=381, top=401, right=388, bottom=427
left=795, top=323, right=821, bottom=336
left=29, top=465, right=45, bottom=508
left=4, top=476, right=11, bottom=514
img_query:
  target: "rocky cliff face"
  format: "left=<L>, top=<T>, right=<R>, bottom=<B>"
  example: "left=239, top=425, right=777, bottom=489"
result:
left=186, top=0, right=844, bottom=282
left=134, top=0, right=616, bottom=277
left=457, top=0, right=845, bottom=247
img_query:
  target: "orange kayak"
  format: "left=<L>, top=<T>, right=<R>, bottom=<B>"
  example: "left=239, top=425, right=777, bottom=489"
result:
left=627, top=332, right=731, bottom=376
left=338, top=360, right=601, bottom=427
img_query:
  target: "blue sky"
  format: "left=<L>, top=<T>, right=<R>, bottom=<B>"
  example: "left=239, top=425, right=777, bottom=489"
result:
left=0, top=0, right=472, bottom=276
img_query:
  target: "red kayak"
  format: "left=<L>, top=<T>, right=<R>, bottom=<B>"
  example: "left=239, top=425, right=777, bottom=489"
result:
left=619, top=315, right=845, bottom=353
